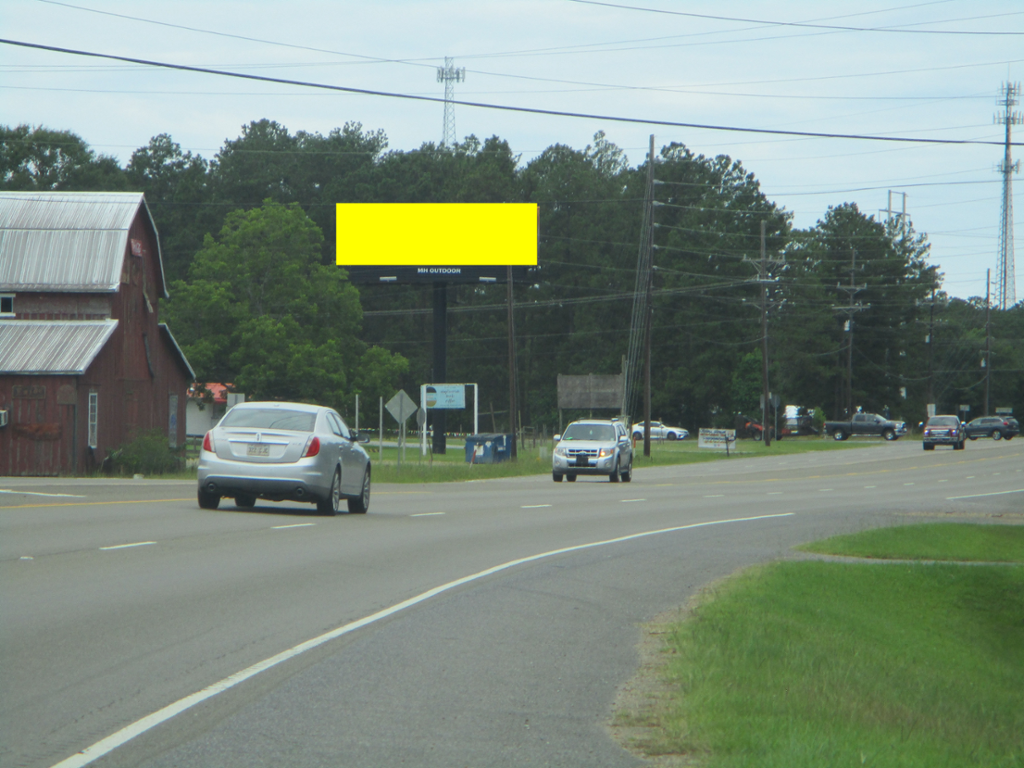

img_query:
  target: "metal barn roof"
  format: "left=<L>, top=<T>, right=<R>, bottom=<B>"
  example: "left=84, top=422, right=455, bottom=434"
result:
left=0, top=320, right=118, bottom=374
left=0, top=192, right=167, bottom=296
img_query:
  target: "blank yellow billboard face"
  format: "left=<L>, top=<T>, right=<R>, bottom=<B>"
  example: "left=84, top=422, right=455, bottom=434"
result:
left=336, top=203, right=538, bottom=266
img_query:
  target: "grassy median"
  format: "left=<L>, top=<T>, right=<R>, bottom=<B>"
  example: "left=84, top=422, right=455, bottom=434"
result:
left=615, top=524, right=1024, bottom=767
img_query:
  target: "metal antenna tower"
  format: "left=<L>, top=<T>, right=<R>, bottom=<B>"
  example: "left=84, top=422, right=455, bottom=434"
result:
left=436, top=57, right=465, bottom=149
left=995, top=82, right=1021, bottom=309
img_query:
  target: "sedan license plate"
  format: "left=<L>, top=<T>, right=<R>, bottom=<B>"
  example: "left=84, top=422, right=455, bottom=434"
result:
left=247, top=443, right=270, bottom=457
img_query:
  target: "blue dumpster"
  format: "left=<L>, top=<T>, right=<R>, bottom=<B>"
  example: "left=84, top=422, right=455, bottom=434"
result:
left=465, top=433, right=513, bottom=464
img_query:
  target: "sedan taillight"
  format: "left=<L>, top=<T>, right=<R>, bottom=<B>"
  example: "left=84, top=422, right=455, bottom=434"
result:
left=202, top=431, right=214, bottom=452
left=303, top=436, right=321, bottom=458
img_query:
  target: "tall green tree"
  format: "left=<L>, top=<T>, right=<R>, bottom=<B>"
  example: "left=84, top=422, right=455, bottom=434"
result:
left=0, top=124, right=125, bottom=190
left=162, top=200, right=405, bottom=408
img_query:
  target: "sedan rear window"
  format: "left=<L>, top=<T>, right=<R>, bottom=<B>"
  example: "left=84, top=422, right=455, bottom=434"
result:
left=220, top=408, right=316, bottom=432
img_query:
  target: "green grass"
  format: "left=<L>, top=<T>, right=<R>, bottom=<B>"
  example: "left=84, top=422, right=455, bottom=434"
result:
left=623, top=525, right=1024, bottom=767
left=799, top=523, right=1024, bottom=563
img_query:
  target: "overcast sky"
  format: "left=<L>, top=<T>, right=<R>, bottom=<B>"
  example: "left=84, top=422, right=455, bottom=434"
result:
left=3, top=0, right=1022, bottom=302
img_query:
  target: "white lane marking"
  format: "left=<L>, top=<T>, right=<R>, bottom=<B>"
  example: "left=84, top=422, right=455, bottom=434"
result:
left=819, top=489, right=834, bottom=492
left=947, top=488, right=1024, bottom=500
left=521, top=504, right=552, bottom=509
left=966, top=476, right=976, bottom=479
left=767, top=492, right=783, bottom=495
left=704, top=494, right=724, bottom=498
left=411, top=512, right=445, bottom=517
left=903, top=483, right=915, bottom=486
left=864, top=486, right=876, bottom=489
left=99, top=542, right=156, bottom=551
left=50, top=512, right=795, bottom=768
left=938, top=479, right=948, bottom=483
left=620, top=499, right=645, bottom=503
left=0, top=489, right=87, bottom=498
left=271, top=523, right=316, bottom=530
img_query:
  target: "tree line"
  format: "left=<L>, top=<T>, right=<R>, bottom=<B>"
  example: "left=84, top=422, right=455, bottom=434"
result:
left=3, top=121, right=1022, bottom=434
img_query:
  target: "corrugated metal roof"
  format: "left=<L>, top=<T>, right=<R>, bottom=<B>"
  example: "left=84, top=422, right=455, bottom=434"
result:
left=0, top=320, right=118, bottom=374
left=0, top=191, right=167, bottom=296
left=159, top=323, right=196, bottom=380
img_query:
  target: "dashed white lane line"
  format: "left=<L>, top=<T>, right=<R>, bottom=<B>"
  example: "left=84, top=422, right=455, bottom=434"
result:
left=51, top=511, right=795, bottom=768
left=864, top=485, right=876, bottom=489
left=703, top=494, right=725, bottom=498
left=411, top=512, right=445, bottom=517
left=903, top=482, right=915, bottom=486
left=99, top=542, right=156, bottom=551
left=0, top=489, right=87, bottom=498
left=272, top=523, right=315, bottom=530
left=947, top=488, right=1024, bottom=500
left=620, top=499, right=645, bottom=503
left=819, top=489, right=834, bottom=492
left=521, top=504, right=552, bottom=509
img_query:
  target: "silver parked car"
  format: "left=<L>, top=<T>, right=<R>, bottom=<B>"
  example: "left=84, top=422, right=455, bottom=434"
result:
left=197, top=401, right=371, bottom=515
left=631, top=420, right=689, bottom=441
left=553, top=418, right=633, bottom=483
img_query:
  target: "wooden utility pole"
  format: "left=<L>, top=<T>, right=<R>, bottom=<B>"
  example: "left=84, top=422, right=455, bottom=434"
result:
left=834, top=249, right=867, bottom=419
left=642, top=134, right=655, bottom=457
left=507, top=265, right=517, bottom=459
left=759, top=220, right=771, bottom=447
left=984, top=269, right=992, bottom=416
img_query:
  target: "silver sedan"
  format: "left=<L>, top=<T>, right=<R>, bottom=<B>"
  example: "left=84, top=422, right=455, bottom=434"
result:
left=197, top=401, right=371, bottom=515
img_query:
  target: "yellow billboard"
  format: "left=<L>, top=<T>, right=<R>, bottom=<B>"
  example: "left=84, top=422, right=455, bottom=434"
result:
left=336, top=203, right=538, bottom=266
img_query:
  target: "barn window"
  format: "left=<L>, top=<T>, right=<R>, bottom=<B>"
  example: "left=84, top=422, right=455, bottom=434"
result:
left=0, top=294, right=13, bottom=316
left=88, top=392, right=98, bottom=448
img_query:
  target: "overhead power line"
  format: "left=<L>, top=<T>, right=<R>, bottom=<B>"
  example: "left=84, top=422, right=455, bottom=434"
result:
left=1, top=38, right=1019, bottom=147
left=566, top=0, right=1024, bottom=36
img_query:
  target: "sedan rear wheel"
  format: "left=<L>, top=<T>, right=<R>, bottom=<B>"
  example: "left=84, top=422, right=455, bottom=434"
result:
left=317, top=467, right=341, bottom=516
left=992, top=430, right=1003, bottom=441
left=347, top=469, right=371, bottom=514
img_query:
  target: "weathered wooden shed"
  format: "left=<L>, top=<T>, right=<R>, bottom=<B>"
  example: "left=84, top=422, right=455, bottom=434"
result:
left=0, top=191, right=194, bottom=475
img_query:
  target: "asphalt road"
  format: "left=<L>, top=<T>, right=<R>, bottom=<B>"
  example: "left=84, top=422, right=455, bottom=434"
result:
left=1, top=440, right=1021, bottom=768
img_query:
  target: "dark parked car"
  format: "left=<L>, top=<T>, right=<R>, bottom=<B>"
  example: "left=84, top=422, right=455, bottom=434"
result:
left=197, top=401, right=372, bottom=514
left=964, top=416, right=1019, bottom=441
left=922, top=415, right=965, bottom=451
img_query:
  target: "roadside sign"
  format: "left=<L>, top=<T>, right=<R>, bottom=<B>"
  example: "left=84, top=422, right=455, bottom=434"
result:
left=996, top=407, right=1014, bottom=415
left=386, top=390, right=417, bottom=424
left=424, top=384, right=466, bottom=409
left=698, top=428, right=736, bottom=450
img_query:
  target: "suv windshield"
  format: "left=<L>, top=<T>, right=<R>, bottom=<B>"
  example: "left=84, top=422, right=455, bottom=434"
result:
left=221, top=408, right=317, bottom=432
left=562, top=424, right=616, bottom=441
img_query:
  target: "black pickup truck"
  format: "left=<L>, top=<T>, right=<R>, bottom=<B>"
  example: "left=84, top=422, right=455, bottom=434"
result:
left=824, top=413, right=908, bottom=441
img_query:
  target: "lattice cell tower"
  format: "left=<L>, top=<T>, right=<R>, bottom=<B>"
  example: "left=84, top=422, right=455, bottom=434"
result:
left=436, top=57, right=465, bottom=149
left=995, top=82, right=1021, bottom=309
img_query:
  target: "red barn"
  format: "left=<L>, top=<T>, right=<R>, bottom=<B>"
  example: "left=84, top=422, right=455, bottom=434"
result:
left=0, top=191, right=194, bottom=476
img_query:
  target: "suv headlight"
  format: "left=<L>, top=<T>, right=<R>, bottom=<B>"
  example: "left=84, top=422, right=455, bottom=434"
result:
left=598, top=447, right=612, bottom=458
left=554, top=446, right=567, bottom=457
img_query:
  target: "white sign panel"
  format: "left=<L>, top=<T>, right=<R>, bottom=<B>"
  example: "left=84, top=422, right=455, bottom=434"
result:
left=424, top=384, right=466, bottom=409
left=698, top=428, right=736, bottom=450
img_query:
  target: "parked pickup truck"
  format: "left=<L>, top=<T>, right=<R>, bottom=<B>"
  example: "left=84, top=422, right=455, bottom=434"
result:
left=825, top=413, right=908, bottom=441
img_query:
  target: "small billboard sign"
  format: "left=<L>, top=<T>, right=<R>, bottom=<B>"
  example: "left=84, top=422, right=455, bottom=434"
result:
left=698, top=428, right=736, bottom=450
left=424, top=384, right=466, bottom=409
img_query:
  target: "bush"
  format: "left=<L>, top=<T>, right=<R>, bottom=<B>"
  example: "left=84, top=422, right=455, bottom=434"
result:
left=111, top=429, right=183, bottom=475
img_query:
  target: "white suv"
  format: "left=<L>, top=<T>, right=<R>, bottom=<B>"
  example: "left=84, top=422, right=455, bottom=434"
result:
left=552, top=419, right=633, bottom=483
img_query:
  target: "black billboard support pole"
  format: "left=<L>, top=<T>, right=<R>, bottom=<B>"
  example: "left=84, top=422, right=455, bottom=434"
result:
left=432, top=282, right=447, bottom=454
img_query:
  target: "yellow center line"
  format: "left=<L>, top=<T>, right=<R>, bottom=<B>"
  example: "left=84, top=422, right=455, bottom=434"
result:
left=0, top=498, right=192, bottom=510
